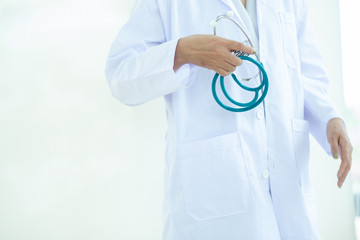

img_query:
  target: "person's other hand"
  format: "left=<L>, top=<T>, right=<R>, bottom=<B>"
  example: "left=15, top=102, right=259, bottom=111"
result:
left=327, top=118, right=353, bottom=188
left=173, top=34, right=255, bottom=76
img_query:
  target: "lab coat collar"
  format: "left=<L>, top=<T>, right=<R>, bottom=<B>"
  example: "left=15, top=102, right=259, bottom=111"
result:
left=218, top=0, right=264, bottom=58
left=217, top=0, right=265, bottom=24
left=217, top=0, right=247, bottom=28
left=217, top=0, right=260, bottom=43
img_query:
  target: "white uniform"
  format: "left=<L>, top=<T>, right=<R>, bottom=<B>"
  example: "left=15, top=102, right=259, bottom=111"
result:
left=105, top=0, right=341, bottom=239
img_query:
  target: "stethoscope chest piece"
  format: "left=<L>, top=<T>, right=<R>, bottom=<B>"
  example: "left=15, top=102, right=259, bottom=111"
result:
left=211, top=11, right=269, bottom=112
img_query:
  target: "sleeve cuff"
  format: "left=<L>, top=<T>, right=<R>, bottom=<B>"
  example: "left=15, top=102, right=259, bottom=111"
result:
left=168, top=38, right=198, bottom=88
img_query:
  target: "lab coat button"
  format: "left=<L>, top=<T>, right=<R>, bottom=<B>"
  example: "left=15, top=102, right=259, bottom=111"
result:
left=256, top=110, right=264, bottom=120
left=262, top=170, right=270, bottom=179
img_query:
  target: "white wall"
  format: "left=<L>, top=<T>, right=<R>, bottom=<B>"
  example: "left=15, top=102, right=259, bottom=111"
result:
left=0, top=0, right=164, bottom=239
left=307, top=0, right=356, bottom=239
left=0, top=0, right=355, bottom=239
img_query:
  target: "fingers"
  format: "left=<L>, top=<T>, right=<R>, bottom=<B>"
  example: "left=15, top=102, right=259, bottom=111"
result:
left=210, top=61, right=237, bottom=76
left=215, top=56, right=241, bottom=76
left=338, top=164, right=351, bottom=188
left=224, top=54, right=243, bottom=67
left=216, top=66, right=234, bottom=77
left=215, top=51, right=245, bottom=76
left=226, top=39, right=255, bottom=55
left=337, top=136, right=353, bottom=188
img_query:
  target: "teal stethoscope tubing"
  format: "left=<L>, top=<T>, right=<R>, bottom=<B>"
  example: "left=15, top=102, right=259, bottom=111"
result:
left=211, top=11, right=269, bottom=112
left=212, top=55, right=269, bottom=112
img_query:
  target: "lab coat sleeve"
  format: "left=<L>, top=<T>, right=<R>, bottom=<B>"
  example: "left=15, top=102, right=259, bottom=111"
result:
left=105, top=0, right=197, bottom=106
left=296, top=0, right=343, bottom=156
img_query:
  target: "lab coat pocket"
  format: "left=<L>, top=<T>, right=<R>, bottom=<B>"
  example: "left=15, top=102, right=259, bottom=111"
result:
left=177, top=132, right=253, bottom=220
left=292, top=118, right=313, bottom=195
left=279, top=12, right=300, bottom=69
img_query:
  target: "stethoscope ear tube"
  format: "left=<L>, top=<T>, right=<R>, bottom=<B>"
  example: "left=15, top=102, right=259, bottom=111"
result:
left=211, top=55, right=269, bottom=112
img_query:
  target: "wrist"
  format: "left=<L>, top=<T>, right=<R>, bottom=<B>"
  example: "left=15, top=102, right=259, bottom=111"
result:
left=174, top=38, right=189, bottom=71
left=327, top=117, right=345, bottom=128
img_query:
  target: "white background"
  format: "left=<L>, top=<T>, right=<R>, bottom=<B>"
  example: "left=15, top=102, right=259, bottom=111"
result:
left=0, top=0, right=357, bottom=239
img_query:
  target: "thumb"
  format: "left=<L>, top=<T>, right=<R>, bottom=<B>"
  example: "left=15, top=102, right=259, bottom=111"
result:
left=330, top=136, right=340, bottom=159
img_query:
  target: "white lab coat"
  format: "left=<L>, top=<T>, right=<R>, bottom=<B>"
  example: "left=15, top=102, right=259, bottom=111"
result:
left=105, top=0, right=341, bottom=239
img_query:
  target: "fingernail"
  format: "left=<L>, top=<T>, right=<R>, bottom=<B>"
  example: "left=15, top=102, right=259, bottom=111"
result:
left=333, top=153, right=339, bottom=159
left=252, top=48, right=256, bottom=54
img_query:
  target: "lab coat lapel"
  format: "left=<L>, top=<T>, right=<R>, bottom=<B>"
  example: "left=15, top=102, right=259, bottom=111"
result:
left=217, top=0, right=249, bottom=34
left=217, top=0, right=264, bottom=58
left=256, top=0, right=264, bottom=52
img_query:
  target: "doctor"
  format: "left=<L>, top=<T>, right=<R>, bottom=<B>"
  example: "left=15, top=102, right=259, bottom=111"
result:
left=105, top=0, right=353, bottom=239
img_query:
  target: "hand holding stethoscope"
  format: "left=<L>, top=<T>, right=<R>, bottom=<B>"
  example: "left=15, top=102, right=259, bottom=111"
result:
left=173, top=11, right=268, bottom=112
left=173, top=35, right=254, bottom=76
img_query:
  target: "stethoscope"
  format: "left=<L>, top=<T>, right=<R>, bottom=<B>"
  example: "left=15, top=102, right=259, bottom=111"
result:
left=210, top=11, right=269, bottom=112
